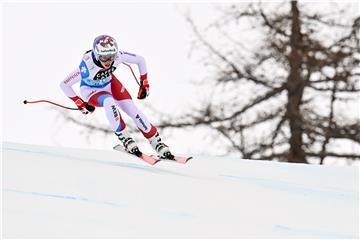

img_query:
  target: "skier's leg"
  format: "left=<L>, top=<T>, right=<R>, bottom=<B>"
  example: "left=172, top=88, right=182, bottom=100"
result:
left=111, top=74, right=172, bottom=158
left=85, top=89, right=139, bottom=153
left=102, top=97, right=140, bottom=153
left=111, top=74, right=156, bottom=136
left=81, top=85, right=125, bottom=133
left=116, top=99, right=173, bottom=158
left=115, top=99, right=156, bottom=136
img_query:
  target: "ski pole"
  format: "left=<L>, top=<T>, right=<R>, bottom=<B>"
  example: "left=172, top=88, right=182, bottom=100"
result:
left=25, top=65, right=140, bottom=110
left=123, top=63, right=141, bottom=86
left=23, top=99, right=79, bottom=110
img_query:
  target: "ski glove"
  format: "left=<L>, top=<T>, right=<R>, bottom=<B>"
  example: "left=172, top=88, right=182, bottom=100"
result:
left=70, top=96, right=95, bottom=114
left=137, top=75, right=149, bottom=99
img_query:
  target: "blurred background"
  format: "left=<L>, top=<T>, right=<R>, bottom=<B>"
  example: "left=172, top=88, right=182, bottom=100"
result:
left=2, top=1, right=359, bottom=165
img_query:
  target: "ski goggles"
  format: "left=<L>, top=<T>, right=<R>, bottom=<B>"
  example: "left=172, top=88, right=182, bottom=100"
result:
left=99, top=55, right=116, bottom=62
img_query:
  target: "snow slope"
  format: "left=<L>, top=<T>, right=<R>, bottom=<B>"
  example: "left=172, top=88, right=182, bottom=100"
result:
left=2, top=142, right=359, bottom=238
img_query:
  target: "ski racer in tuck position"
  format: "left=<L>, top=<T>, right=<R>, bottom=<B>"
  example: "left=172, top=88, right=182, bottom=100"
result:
left=60, top=34, right=173, bottom=159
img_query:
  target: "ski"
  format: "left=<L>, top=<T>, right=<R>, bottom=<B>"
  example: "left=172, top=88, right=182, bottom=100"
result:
left=113, top=144, right=160, bottom=165
left=151, top=155, right=193, bottom=164
left=173, top=156, right=193, bottom=164
left=114, top=144, right=192, bottom=165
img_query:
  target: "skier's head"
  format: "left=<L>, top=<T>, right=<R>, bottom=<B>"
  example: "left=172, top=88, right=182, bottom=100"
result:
left=93, top=35, right=118, bottom=68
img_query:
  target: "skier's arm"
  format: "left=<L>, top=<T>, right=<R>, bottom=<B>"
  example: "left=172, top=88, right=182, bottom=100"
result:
left=60, top=69, right=95, bottom=114
left=119, top=51, right=147, bottom=80
left=119, top=51, right=149, bottom=99
left=60, top=69, right=81, bottom=99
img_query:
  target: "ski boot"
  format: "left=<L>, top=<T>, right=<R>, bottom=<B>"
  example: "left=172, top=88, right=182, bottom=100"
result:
left=115, top=131, right=141, bottom=157
left=148, top=132, right=174, bottom=159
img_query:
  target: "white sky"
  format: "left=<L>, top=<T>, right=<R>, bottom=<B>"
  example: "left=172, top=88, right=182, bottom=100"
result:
left=1, top=1, right=359, bottom=161
left=1, top=1, right=219, bottom=155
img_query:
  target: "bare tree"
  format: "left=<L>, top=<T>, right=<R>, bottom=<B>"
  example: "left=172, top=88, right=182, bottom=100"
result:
left=157, top=1, right=360, bottom=164
left=60, top=1, right=359, bottom=164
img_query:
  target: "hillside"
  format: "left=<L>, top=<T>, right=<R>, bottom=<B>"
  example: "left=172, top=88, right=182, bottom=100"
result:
left=2, top=142, right=358, bottom=238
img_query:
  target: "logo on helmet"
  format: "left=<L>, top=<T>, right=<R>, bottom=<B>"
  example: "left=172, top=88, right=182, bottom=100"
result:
left=100, top=49, right=116, bottom=53
left=93, top=35, right=118, bottom=58
left=97, top=37, right=114, bottom=47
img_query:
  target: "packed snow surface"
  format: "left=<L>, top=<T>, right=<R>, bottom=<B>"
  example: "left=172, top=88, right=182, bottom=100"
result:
left=2, top=142, right=359, bottom=238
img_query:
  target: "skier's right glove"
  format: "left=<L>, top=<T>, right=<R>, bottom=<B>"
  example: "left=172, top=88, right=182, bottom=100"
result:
left=70, top=96, right=95, bottom=114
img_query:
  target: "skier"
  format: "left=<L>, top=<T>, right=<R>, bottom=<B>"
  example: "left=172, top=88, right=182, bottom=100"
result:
left=60, top=34, right=173, bottom=159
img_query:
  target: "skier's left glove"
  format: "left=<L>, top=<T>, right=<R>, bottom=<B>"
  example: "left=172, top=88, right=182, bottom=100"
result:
left=80, top=103, right=96, bottom=114
left=137, top=74, right=149, bottom=99
left=70, top=96, right=95, bottom=114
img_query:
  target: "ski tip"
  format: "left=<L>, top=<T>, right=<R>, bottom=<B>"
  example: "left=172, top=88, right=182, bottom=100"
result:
left=113, top=144, right=121, bottom=150
left=151, top=159, right=161, bottom=165
left=174, top=156, right=192, bottom=164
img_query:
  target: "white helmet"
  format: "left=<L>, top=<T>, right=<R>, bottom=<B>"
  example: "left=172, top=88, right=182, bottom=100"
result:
left=93, top=35, right=118, bottom=60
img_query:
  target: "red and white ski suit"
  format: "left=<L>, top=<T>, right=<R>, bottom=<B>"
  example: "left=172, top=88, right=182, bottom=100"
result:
left=60, top=50, right=157, bottom=138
